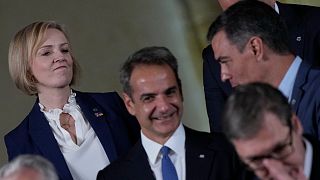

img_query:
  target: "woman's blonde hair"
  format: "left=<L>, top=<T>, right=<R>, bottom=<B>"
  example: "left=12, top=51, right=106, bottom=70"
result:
left=8, top=21, right=80, bottom=96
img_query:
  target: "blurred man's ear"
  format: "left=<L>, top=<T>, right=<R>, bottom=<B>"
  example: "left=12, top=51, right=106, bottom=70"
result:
left=122, top=93, right=136, bottom=116
left=291, top=114, right=303, bottom=135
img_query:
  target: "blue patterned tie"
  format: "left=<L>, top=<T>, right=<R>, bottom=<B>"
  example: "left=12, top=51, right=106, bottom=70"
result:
left=161, top=146, right=178, bottom=180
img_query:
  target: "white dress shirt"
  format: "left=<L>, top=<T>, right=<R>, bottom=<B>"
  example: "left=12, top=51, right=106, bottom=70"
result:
left=274, top=2, right=280, bottom=14
left=141, top=123, right=186, bottom=180
left=39, top=91, right=110, bottom=180
left=278, top=56, right=302, bottom=102
left=303, top=138, right=313, bottom=178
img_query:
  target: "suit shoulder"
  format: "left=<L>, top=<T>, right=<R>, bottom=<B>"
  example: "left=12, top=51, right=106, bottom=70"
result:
left=202, top=45, right=214, bottom=61
left=308, top=67, right=320, bottom=80
left=284, top=2, right=320, bottom=13
left=285, top=3, right=320, bottom=22
left=304, top=68, right=320, bottom=92
left=97, top=158, right=129, bottom=179
left=97, top=142, right=147, bottom=179
left=77, top=91, right=120, bottom=100
left=184, top=126, right=233, bottom=150
left=4, top=114, right=34, bottom=160
left=189, top=127, right=234, bottom=152
left=184, top=126, right=212, bottom=140
left=210, top=132, right=234, bottom=150
left=76, top=90, right=124, bottom=109
left=5, top=114, right=31, bottom=141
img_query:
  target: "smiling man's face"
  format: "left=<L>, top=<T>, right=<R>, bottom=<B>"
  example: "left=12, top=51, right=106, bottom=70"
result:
left=123, top=64, right=183, bottom=144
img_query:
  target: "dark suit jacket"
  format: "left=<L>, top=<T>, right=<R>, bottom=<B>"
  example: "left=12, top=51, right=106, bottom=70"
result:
left=290, top=63, right=320, bottom=139
left=4, top=91, right=140, bottom=180
left=278, top=2, right=320, bottom=67
left=203, top=1, right=320, bottom=133
left=97, top=126, right=251, bottom=180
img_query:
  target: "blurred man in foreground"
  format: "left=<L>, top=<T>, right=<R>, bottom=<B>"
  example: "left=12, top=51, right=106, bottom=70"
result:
left=222, top=82, right=320, bottom=180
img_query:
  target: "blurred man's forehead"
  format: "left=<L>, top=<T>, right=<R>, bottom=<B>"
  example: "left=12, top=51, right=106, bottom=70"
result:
left=218, top=0, right=275, bottom=10
left=217, top=0, right=240, bottom=10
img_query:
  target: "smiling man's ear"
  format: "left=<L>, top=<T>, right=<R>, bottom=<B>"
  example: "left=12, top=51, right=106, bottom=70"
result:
left=122, top=93, right=136, bottom=116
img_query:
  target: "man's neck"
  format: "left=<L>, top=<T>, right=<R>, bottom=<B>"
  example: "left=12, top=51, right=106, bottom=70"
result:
left=264, top=53, right=295, bottom=87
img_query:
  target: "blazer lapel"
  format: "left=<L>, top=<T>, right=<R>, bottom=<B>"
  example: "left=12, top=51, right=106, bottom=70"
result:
left=185, top=128, right=214, bottom=180
left=291, top=62, right=310, bottom=112
left=125, top=141, right=156, bottom=180
left=75, top=91, right=118, bottom=162
left=28, top=101, right=73, bottom=180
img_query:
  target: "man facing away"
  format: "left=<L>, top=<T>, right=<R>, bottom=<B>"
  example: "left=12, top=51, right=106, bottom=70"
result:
left=0, top=155, right=58, bottom=180
left=97, top=46, right=251, bottom=180
left=203, top=0, right=320, bottom=133
left=207, top=0, right=320, bottom=140
left=222, top=82, right=320, bottom=180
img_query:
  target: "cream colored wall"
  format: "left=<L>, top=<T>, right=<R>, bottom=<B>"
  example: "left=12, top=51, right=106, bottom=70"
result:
left=282, top=0, right=320, bottom=6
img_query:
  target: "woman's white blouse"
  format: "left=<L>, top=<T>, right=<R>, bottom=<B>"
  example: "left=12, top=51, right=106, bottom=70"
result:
left=39, top=91, right=110, bottom=180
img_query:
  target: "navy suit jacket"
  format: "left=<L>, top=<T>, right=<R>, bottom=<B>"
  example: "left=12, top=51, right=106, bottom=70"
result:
left=97, top=126, right=252, bottom=180
left=203, top=2, right=320, bottom=133
left=4, top=91, right=140, bottom=180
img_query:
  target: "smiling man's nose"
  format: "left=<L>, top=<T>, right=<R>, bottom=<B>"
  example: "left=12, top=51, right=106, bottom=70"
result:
left=157, top=96, right=170, bottom=112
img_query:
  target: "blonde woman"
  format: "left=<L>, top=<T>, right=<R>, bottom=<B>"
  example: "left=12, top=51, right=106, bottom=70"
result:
left=5, top=21, right=139, bottom=180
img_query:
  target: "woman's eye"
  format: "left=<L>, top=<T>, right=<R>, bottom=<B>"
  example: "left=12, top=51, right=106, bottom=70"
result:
left=41, top=51, right=51, bottom=56
left=61, top=48, right=69, bottom=53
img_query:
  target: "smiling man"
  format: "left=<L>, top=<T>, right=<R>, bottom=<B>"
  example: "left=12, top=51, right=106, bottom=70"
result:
left=97, top=46, right=251, bottom=180
left=207, top=0, right=320, bottom=140
left=222, top=82, right=320, bottom=180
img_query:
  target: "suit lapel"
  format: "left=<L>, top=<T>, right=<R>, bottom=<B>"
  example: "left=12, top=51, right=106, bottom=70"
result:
left=125, top=141, right=156, bottom=180
left=291, top=62, right=310, bottom=112
left=28, top=100, right=73, bottom=179
left=185, top=127, right=214, bottom=180
left=75, top=91, right=118, bottom=162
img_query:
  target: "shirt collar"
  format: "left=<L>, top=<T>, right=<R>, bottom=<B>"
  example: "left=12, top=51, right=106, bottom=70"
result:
left=141, top=123, right=185, bottom=164
left=39, top=90, right=78, bottom=119
left=303, top=137, right=313, bottom=178
left=278, top=56, right=302, bottom=101
left=274, top=2, right=280, bottom=14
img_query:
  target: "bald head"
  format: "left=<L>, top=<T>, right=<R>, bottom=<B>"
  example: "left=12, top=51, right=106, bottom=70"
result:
left=217, top=0, right=276, bottom=10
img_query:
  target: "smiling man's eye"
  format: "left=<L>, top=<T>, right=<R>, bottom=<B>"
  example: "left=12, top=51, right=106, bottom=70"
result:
left=142, top=96, right=154, bottom=103
left=166, top=88, right=176, bottom=96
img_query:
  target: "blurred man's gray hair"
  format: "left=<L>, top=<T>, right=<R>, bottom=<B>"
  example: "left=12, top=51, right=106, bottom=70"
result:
left=0, top=155, right=58, bottom=180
